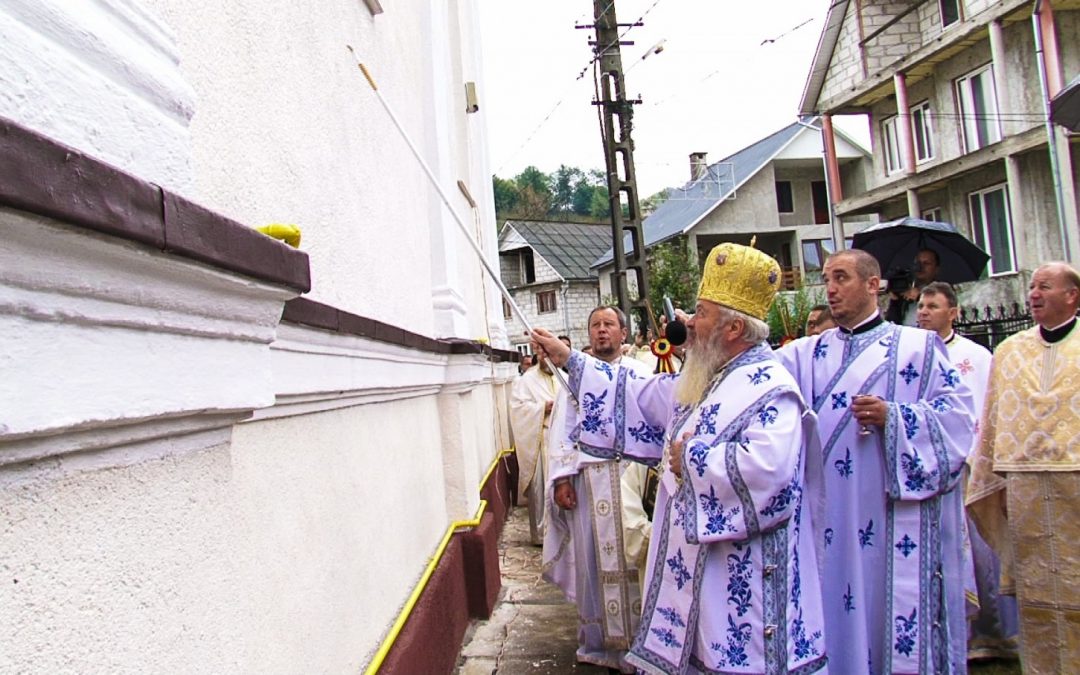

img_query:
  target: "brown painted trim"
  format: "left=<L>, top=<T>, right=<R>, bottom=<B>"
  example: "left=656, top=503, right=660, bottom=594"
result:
left=0, top=116, right=311, bottom=292
left=282, top=297, right=520, bottom=362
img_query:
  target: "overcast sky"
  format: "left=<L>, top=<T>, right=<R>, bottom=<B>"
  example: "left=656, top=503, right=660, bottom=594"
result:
left=479, top=0, right=870, bottom=198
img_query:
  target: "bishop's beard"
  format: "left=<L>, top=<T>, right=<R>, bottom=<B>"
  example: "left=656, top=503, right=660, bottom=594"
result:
left=674, top=330, right=732, bottom=407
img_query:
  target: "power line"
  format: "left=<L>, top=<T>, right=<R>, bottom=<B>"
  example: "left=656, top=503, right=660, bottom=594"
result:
left=495, top=0, right=663, bottom=175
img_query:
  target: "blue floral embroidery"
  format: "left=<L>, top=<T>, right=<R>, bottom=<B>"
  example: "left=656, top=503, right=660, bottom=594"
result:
left=628, top=421, right=664, bottom=445
left=650, top=627, right=682, bottom=648
left=894, top=607, right=918, bottom=657
left=657, top=606, right=686, bottom=628
left=899, top=403, right=919, bottom=440
left=834, top=448, right=853, bottom=478
left=843, top=583, right=855, bottom=612
left=687, top=441, right=709, bottom=479
left=673, top=491, right=693, bottom=532
left=824, top=528, right=834, bottom=547
left=700, top=486, right=741, bottom=536
left=580, top=390, right=609, bottom=436
left=859, top=519, right=875, bottom=548
left=758, top=405, right=779, bottom=427
left=831, top=392, right=848, bottom=409
left=899, top=362, right=920, bottom=385
left=726, top=547, right=753, bottom=616
left=900, top=448, right=937, bottom=493
left=930, top=396, right=952, bottom=413
left=939, top=362, right=960, bottom=388
left=791, top=608, right=822, bottom=659
left=813, top=341, right=828, bottom=360
left=878, top=335, right=894, bottom=348
left=759, top=478, right=799, bottom=518
left=594, top=360, right=614, bottom=381
left=694, top=403, right=721, bottom=436
left=711, top=615, right=752, bottom=668
left=747, top=365, right=773, bottom=385
left=895, top=534, right=917, bottom=558
left=666, top=548, right=691, bottom=590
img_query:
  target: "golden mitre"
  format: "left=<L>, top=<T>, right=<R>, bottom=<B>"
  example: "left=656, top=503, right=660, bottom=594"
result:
left=697, top=242, right=781, bottom=320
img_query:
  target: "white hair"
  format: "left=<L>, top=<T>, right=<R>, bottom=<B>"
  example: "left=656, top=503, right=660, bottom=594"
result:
left=716, top=306, right=771, bottom=345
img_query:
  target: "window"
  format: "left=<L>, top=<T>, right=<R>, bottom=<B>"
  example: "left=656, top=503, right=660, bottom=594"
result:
left=811, top=181, right=830, bottom=224
left=881, top=115, right=903, bottom=176
left=522, top=250, right=536, bottom=284
left=922, top=207, right=943, bottom=223
left=502, top=298, right=513, bottom=320
left=911, top=101, right=934, bottom=163
left=939, top=0, right=961, bottom=28
left=969, top=184, right=1015, bottom=275
left=516, top=343, right=532, bottom=356
left=957, top=65, right=1002, bottom=152
left=536, top=290, right=557, bottom=314
left=775, top=181, right=794, bottom=214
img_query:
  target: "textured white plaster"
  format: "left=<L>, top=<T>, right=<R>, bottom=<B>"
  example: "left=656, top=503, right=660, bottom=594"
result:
left=140, top=0, right=504, bottom=344
left=0, top=397, right=458, bottom=673
left=0, top=0, right=195, bottom=193
left=0, top=213, right=295, bottom=441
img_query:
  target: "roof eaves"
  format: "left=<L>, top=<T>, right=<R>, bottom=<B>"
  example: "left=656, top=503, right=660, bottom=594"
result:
left=799, top=0, right=850, bottom=115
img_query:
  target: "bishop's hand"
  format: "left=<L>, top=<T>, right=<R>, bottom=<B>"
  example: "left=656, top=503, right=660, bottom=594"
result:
left=668, top=432, right=691, bottom=480
left=531, top=328, right=571, bottom=368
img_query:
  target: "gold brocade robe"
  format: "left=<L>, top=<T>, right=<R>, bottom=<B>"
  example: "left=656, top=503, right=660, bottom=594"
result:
left=967, top=324, right=1080, bottom=673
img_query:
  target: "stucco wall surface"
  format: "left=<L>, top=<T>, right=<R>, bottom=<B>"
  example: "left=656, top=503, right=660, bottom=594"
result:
left=0, top=396, right=453, bottom=673
left=140, top=0, right=498, bottom=341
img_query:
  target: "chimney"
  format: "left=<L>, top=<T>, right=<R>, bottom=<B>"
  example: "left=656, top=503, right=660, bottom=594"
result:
left=689, top=152, right=708, bottom=181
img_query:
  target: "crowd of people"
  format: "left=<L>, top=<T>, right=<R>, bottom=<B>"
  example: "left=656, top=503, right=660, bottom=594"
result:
left=508, top=241, right=1079, bottom=674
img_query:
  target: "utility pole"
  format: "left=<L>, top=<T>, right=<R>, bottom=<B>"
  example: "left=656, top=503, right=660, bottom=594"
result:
left=583, top=0, right=650, bottom=333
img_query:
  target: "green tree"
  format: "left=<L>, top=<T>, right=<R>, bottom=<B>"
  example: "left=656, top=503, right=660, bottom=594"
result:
left=492, top=176, right=520, bottom=215
left=514, top=166, right=551, bottom=200
left=641, top=188, right=670, bottom=217
left=551, top=165, right=584, bottom=214
left=646, top=238, right=700, bottom=321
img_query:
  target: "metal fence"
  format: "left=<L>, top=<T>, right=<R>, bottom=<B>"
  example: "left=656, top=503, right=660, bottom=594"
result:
left=954, top=302, right=1032, bottom=352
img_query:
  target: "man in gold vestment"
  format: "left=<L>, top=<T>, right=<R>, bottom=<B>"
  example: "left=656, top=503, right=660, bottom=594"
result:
left=968, top=262, right=1080, bottom=673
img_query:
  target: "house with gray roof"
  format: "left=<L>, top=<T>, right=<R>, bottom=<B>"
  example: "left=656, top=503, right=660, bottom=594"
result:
left=498, top=220, right=611, bottom=352
left=799, top=0, right=1080, bottom=306
left=593, top=120, right=872, bottom=301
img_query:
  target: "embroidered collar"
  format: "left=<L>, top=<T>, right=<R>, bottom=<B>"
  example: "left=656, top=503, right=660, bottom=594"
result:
left=838, top=312, right=884, bottom=336
left=1040, top=316, right=1077, bottom=344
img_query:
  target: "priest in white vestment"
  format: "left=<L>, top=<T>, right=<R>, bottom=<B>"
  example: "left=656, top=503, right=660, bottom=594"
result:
left=537, top=243, right=828, bottom=674
left=776, top=249, right=976, bottom=674
left=541, top=306, right=654, bottom=672
left=509, top=346, right=558, bottom=545
left=917, top=282, right=1018, bottom=660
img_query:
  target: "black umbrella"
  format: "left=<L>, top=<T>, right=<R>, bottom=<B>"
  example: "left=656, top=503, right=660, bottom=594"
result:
left=1050, top=74, right=1080, bottom=131
left=851, top=217, right=990, bottom=284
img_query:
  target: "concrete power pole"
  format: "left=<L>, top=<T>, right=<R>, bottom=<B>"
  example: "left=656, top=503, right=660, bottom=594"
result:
left=587, top=0, right=650, bottom=332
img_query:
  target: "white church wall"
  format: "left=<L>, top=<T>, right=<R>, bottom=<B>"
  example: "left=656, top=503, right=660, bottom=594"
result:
left=0, top=0, right=511, bottom=671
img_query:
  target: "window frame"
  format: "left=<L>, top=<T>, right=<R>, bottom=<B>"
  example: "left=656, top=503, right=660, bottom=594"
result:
left=956, top=64, right=1002, bottom=153
left=968, top=183, right=1016, bottom=276
left=939, top=0, right=962, bottom=29
left=536, top=289, right=558, bottom=314
left=911, top=100, right=935, bottom=164
left=775, top=180, right=795, bottom=214
left=880, top=115, right=903, bottom=176
left=921, top=207, right=943, bottom=223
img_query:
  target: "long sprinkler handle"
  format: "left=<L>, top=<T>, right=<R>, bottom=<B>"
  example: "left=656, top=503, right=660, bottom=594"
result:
left=350, top=52, right=574, bottom=394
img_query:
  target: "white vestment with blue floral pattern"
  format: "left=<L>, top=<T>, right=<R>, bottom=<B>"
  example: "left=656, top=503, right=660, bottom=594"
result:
left=563, top=343, right=829, bottom=674
left=542, top=355, right=655, bottom=671
left=777, top=320, right=976, bottom=674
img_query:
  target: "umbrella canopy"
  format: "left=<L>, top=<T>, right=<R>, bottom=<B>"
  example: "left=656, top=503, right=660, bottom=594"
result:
left=1050, top=74, right=1080, bottom=131
left=851, top=217, right=990, bottom=285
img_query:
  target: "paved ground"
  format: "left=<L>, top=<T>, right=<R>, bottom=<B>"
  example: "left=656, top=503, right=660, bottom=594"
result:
left=456, top=507, right=609, bottom=674
left=456, top=506, right=1023, bottom=674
